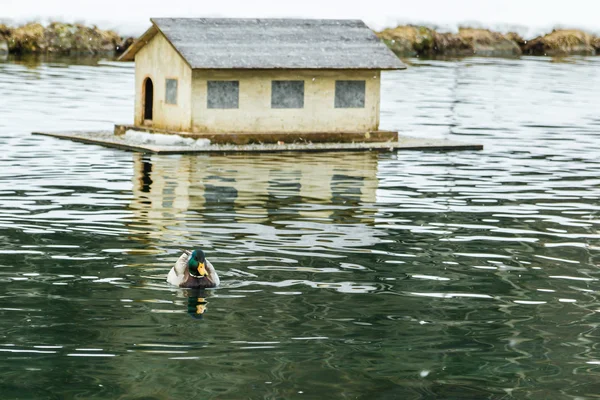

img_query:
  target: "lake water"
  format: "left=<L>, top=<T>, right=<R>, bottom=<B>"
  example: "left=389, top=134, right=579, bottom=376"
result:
left=1, top=55, right=600, bottom=399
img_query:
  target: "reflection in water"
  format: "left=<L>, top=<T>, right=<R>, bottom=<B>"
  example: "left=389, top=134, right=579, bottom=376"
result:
left=1, top=56, right=600, bottom=399
left=186, top=289, right=208, bottom=319
left=129, top=152, right=383, bottom=257
left=139, top=157, right=153, bottom=193
left=131, top=152, right=378, bottom=221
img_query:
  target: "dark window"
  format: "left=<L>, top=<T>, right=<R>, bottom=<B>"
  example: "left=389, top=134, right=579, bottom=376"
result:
left=207, top=81, right=239, bottom=109
left=271, top=80, right=304, bottom=109
left=335, top=80, right=366, bottom=108
left=165, top=79, right=178, bottom=104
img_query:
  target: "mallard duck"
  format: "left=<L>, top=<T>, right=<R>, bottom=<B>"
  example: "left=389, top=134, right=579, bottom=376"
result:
left=166, top=249, right=220, bottom=289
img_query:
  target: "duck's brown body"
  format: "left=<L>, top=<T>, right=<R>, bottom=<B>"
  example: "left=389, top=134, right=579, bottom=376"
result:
left=179, top=274, right=217, bottom=289
left=166, top=251, right=220, bottom=289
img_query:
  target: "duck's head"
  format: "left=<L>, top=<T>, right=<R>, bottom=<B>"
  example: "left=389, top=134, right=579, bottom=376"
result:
left=188, top=249, right=207, bottom=278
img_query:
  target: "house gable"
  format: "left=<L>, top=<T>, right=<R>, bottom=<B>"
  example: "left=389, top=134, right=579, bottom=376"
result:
left=133, top=32, right=192, bottom=131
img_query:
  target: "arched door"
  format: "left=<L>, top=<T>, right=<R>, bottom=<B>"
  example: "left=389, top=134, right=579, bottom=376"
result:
left=143, top=78, right=153, bottom=121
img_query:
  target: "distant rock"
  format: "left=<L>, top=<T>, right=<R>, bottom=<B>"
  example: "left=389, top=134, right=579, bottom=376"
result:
left=0, top=24, right=11, bottom=35
left=593, top=37, right=600, bottom=55
left=505, top=32, right=527, bottom=49
left=0, top=35, right=7, bottom=55
left=0, top=23, right=12, bottom=54
left=8, top=23, right=46, bottom=53
left=522, top=29, right=597, bottom=56
left=377, top=26, right=435, bottom=57
left=117, top=37, right=135, bottom=54
left=377, top=26, right=521, bottom=57
left=437, top=28, right=521, bottom=57
left=6, top=22, right=124, bottom=55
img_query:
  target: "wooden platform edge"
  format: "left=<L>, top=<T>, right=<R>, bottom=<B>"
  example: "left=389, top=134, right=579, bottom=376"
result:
left=32, top=131, right=157, bottom=153
left=32, top=131, right=484, bottom=154
left=114, top=124, right=399, bottom=144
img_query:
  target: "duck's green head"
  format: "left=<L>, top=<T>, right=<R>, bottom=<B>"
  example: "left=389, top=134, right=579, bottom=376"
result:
left=188, top=249, right=207, bottom=278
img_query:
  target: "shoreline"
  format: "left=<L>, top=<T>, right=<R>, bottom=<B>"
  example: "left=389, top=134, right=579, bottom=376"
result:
left=377, top=26, right=600, bottom=57
left=0, top=22, right=133, bottom=56
left=1, top=22, right=599, bottom=58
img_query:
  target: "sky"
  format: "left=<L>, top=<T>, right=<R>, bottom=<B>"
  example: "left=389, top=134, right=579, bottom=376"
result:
left=3, top=0, right=600, bottom=37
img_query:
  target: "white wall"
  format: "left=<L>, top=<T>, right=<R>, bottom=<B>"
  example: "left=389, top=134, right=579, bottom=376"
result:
left=191, top=69, right=381, bottom=134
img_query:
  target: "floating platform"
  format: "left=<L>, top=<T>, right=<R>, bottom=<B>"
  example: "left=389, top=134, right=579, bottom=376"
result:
left=32, top=130, right=483, bottom=154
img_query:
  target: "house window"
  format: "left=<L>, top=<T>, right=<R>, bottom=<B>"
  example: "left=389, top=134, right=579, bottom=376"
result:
left=271, top=80, right=304, bottom=109
left=335, top=80, right=366, bottom=108
left=165, top=79, right=178, bottom=105
left=207, top=81, right=239, bottom=109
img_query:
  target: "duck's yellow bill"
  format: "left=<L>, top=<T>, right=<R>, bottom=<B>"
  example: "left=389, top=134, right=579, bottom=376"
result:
left=197, top=262, right=207, bottom=277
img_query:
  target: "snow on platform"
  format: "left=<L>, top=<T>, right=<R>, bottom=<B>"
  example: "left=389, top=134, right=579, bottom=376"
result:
left=32, top=130, right=483, bottom=154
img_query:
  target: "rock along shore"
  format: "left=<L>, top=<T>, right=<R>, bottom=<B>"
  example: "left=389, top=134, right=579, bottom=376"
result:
left=0, top=22, right=134, bottom=56
left=0, top=22, right=598, bottom=58
left=377, top=26, right=600, bottom=57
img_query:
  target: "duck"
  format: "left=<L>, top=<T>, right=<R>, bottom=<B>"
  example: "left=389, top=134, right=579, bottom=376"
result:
left=166, top=249, right=220, bottom=289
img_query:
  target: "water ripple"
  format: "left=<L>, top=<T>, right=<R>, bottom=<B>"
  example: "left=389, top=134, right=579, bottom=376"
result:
left=0, top=55, right=600, bottom=398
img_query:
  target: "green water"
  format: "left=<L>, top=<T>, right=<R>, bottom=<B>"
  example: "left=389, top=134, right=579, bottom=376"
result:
left=1, top=56, right=600, bottom=399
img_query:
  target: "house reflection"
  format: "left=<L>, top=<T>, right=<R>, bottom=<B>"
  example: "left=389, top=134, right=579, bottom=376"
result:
left=128, top=152, right=381, bottom=249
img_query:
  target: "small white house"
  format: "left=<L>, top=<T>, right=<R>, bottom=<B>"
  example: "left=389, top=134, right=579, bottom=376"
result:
left=119, top=18, right=406, bottom=136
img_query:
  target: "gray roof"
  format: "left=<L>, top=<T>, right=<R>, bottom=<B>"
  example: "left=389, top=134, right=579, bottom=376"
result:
left=120, top=18, right=406, bottom=70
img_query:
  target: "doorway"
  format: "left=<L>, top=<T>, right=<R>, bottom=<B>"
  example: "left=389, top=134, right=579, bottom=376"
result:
left=143, top=77, right=153, bottom=122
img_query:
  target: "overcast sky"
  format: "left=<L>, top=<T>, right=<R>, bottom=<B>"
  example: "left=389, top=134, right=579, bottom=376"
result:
left=3, top=0, right=600, bottom=37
